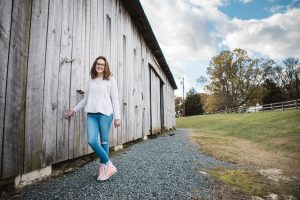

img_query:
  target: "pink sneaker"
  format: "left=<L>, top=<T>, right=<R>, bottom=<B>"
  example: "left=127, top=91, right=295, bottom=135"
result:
left=97, top=163, right=117, bottom=181
left=98, top=164, right=105, bottom=177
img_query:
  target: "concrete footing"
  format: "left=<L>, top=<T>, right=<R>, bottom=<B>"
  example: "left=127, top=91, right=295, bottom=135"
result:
left=14, top=166, right=52, bottom=189
left=143, top=136, right=148, bottom=141
left=113, top=145, right=123, bottom=151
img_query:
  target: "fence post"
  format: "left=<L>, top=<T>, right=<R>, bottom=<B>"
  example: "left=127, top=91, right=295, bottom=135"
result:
left=296, top=100, right=298, bottom=109
left=271, top=103, right=273, bottom=110
left=282, top=101, right=284, bottom=110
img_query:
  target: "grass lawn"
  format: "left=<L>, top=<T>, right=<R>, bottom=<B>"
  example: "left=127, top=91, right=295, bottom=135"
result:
left=176, top=109, right=300, bottom=198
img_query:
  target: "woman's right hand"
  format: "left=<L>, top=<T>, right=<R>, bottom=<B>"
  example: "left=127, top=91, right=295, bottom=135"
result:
left=65, top=109, right=74, bottom=119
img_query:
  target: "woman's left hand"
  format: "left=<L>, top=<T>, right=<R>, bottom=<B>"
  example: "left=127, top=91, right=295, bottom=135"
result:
left=114, top=119, right=121, bottom=128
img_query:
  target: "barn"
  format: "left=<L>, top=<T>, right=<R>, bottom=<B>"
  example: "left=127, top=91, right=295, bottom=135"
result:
left=0, top=0, right=177, bottom=185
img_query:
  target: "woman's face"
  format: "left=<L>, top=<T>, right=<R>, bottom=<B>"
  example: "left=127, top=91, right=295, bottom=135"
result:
left=95, top=59, right=105, bottom=74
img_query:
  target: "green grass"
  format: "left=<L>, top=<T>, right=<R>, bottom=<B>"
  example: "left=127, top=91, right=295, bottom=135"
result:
left=178, top=110, right=300, bottom=198
left=176, top=109, right=300, bottom=143
left=209, top=168, right=271, bottom=196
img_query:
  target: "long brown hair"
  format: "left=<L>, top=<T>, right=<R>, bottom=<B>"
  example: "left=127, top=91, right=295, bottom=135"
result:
left=90, top=56, right=111, bottom=80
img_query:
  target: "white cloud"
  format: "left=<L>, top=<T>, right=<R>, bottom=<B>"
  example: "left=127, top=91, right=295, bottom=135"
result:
left=238, top=0, right=253, bottom=3
left=140, top=0, right=224, bottom=96
left=267, top=5, right=286, bottom=13
left=222, top=8, right=300, bottom=59
left=140, top=1, right=300, bottom=96
left=141, top=0, right=222, bottom=62
left=185, top=0, right=226, bottom=8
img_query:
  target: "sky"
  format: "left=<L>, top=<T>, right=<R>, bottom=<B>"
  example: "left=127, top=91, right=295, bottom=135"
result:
left=139, top=0, right=300, bottom=97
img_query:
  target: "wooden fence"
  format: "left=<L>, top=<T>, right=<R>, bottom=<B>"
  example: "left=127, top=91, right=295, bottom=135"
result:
left=217, top=99, right=300, bottom=114
left=262, top=99, right=299, bottom=111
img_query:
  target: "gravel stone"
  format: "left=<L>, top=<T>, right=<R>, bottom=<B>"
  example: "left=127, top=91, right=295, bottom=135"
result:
left=8, top=129, right=235, bottom=200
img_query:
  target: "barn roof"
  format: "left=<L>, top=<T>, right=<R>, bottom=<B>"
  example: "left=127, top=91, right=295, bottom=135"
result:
left=120, top=0, right=178, bottom=89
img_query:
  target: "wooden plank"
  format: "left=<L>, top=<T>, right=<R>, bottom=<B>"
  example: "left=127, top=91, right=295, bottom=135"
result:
left=157, top=76, right=161, bottom=129
left=149, top=65, right=152, bottom=134
left=2, top=0, right=32, bottom=179
left=133, top=45, right=139, bottom=140
left=116, top=1, right=123, bottom=146
left=135, top=34, right=140, bottom=140
left=84, top=0, right=93, bottom=154
left=104, top=0, right=113, bottom=146
left=152, top=70, right=157, bottom=131
left=110, top=0, right=116, bottom=74
left=141, top=40, right=150, bottom=136
left=0, top=0, right=13, bottom=178
left=122, top=14, right=128, bottom=144
left=104, top=0, right=112, bottom=60
left=77, top=0, right=89, bottom=156
left=144, top=48, right=150, bottom=136
left=24, top=0, right=49, bottom=173
left=111, top=0, right=118, bottom=147
left=121, top=33, right=128, bottom=144
left=120, top=9, right=127, bottom=144
left=98, top=0, right=104, bottom=56
left=56, top=0, right=73, bottom=162
left=157, top=75, right=161, bottom=130
left=172, top=88, right=175, bottom=127
left=168, top=84, right=172, bottom=128
left=89, top=0, right=102, bottom=151
left=141, top=57, right=146, bottom=136
left=128, top=21, right=134, bottom=142
left=69, top=0, right=82, bottom=159
left=128, top=14, right=133, bottom=142
left=126, top=25, right=132, bottom=142
left=42, top=0, right=63, bottom=167
left=90, top=0, right=98, bottom=60
left=137, top=35, right=143, bottom=139
left=164, top=79, right=168, bottom=128
left=160, top=82, right=164, bottom=129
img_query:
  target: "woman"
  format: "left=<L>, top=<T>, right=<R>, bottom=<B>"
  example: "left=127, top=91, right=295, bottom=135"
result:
left=65, top=56, right=121, bottom=181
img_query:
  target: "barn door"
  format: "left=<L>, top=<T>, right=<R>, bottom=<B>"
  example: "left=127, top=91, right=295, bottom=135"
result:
left=148, top=64, right=164, bottom=134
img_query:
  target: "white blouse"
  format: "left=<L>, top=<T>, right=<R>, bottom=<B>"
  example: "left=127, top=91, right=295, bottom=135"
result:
left=73, top=76, right=121, bottom=120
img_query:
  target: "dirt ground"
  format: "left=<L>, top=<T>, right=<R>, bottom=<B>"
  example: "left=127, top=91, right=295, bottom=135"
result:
left=189, top=131, right=300, bottom=199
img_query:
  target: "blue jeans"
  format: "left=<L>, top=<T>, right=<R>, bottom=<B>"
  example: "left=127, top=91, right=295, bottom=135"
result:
left=87, top=113, right=113, bottom=164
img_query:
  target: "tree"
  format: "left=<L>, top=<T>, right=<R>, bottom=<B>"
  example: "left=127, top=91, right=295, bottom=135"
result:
left=199, top=93, right=208, bottom=110
left=247, top=86, right=265, bottom=105
left=206, top=48, right=274, bottom=111
left=175, top=96, right=183, bottom=117
left=262, top=79, right=284, bottom=104
left=185, top=88, right=204, bottom=116
left=269, top=57, right=300, bottom=101
left=282, top=57, right=300, bottom=99
left=203, top=94, right=222, bottom=113
left=196, top=76, right=207, bottom=86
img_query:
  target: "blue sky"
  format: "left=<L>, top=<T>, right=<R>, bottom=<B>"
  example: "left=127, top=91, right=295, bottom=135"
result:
left=220, top=0, right=297, bottom=19
left=140, top=0, right=300, bottom=97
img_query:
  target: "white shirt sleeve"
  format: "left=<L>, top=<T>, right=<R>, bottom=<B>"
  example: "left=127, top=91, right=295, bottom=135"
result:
left=110, top=77, right=121, bottom=120
left=72, top=81, right=89, bottom=112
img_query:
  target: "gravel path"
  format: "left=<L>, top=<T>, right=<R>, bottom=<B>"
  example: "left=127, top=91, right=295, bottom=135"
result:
left=8, top=129, right=235, bottom=200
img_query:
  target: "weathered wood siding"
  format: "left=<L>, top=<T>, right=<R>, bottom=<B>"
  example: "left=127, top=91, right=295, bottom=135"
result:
left=1, top=0, right=32, bottom=179
left=0, top=0, right=13, bottom=178
left=0, top=0, right=176, bottom=180
left=24, top=0, right=49, bottom=173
